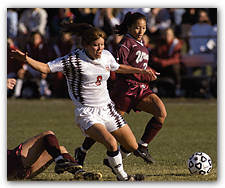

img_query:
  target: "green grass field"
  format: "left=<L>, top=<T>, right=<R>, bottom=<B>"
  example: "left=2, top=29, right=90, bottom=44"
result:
left=7, top=98, right=217, bottom=181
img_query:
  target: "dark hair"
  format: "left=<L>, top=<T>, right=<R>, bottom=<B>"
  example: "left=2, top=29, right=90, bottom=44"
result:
left=29, top=31, right=44, bottom=43
left=115, top=12, right=147, bottom=35
left=61, top=22, right=106, bottom=45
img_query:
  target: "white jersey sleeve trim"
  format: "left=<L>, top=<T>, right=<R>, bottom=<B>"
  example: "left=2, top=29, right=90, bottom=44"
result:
left=47, top=56, right=65, bottom=73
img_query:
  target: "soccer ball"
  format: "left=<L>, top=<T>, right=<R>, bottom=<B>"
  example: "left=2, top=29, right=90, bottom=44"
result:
left=187, top=152, right=212, bottom=175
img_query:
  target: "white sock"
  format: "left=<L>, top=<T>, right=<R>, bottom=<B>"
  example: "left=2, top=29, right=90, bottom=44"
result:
left=107, top=151, right=128, bottom=180
left=119, top=145, right=131, bottom=159
left=138, top=140, right=148, bottom=147
left=54, top=155, right=64, bottom=162
left=14, top=79, right=23, bottom=97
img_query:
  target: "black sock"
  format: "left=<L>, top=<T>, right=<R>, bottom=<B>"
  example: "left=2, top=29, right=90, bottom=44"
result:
left=82, top=137, right=96, bottom=151
left=107, top=150, right=119, bottom=157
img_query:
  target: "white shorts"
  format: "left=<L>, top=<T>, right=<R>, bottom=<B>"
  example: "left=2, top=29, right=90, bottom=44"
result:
left=74, top=102, right=127, bottom=135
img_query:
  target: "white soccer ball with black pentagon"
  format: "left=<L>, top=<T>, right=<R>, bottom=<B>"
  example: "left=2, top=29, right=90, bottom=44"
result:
left=188, top=152, right=212, bottom=175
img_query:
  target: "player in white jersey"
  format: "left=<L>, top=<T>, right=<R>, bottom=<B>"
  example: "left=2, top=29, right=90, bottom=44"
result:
left=48, top=48, right=119, bottom=107
left=10, top=23, right=157, bottom=181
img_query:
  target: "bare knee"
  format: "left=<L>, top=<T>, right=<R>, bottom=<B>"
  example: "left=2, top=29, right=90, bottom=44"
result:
left=43, top=130, right=55, bottom=136
left=36, top=130, right=55, bottom=141
left=112, top=125, right=138, bottom=152
left=138, top=94, right=167, bottom=124
left=85, top=124, right=118, bottom=152
left=105, top=136, right=118, bottom=152
left=125, top=142, right=138, bottom=152
left=154, top=101, right=167, bottom=124
left=132, top=142, right=138, bottom=151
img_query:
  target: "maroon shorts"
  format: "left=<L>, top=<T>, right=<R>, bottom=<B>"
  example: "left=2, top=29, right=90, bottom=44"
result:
left=110, top=79, right=153, bottom=113
left=7, top=144, right=31, bottom=180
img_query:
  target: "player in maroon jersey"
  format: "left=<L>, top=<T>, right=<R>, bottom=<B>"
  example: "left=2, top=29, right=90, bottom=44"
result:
left=7, top=130, right=104, bottom=180
left=75, top=12, right=166, bottom=166
left=7, top=130, right=83, bottom=180
left=110, top=12, right=166, bottom=163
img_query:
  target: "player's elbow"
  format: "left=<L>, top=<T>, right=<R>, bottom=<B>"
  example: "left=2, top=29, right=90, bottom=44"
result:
left=42, top=64, right=51, bottom=74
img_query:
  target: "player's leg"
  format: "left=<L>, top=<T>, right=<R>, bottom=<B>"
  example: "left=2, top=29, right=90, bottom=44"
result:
left=27, top=144, right=101, bottom=180
left=27, top=146, right=81, bottom=179
left=21, top=131, right=82, bottom=178
left=102, top=124, right=144, bottom=181
left=26, top=150, right=53, bottom=179
left=111, top=124, right=138, bottom=152
left=74, top=137, right=96, bottom=166
left=137, top=93, right=167, bottom=142
left=21, top=131, right=57, bottom=168
left=134, top=93, right=167, bottom=163
left=74, top=111, right=127, bottom=166
left=74, top=84, right=130, bottom=166
left=60, top=146, right=103, bottom=181
left=85, top=123, right=129, bottom=181
left=109, top=124, right=137, bottom=160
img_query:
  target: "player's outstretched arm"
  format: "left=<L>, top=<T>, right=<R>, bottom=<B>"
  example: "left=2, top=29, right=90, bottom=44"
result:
left=115, top=64, right=159, bottom=81
left=10, top=49, right=51, bottom=74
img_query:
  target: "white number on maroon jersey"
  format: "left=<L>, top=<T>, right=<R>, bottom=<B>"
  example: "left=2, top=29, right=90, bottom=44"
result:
left=143, top=62, right=148, bottom=70
left=135, top=51, right=149, bottom=64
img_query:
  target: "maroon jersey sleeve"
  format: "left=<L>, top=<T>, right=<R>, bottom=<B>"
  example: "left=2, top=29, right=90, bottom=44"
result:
left=116, top=39, right=131, bottom=66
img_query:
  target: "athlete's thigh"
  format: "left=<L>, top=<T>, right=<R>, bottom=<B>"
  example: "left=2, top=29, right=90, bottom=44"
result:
left=21, top=131, right=51, bottom=167
left=136, top=93, right=166, bottom=117
left=28, top=150, right=53, bottom=179
left=111, top=124, right=138, bottom=152
left=85, top=123, right=117, bottom=150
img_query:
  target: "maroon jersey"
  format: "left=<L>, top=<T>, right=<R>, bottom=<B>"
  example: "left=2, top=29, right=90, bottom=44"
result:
left=115, top=34, right=149, bottom=82
left=109, top=34, right=154, bottom=113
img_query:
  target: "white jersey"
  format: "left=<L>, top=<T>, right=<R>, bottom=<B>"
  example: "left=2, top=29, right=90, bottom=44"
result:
left=47, top=49, right=120, bottom=107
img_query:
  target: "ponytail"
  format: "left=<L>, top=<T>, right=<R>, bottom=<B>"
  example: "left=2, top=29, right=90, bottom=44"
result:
left=115, top=12, right=133, bottom=35
left=61, top=22, right=106, bottom=45
left=115, top=12, right=147, bottom=35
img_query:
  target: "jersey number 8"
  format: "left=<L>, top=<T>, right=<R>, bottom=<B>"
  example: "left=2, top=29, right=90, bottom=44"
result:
left=95, top=75, right=102, bottom=86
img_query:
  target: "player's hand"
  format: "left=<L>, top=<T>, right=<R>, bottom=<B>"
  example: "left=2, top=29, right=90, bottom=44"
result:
left=9, top=49, right=27, bottom=63
left=141, top=68, right=160, bottom=81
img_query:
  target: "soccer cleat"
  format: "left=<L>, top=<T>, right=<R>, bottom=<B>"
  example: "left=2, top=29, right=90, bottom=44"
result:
left=54, top=158, right=82, bottom=174
left=74, top=147, right=86, bottom=166
left=133, top=144, right=155, bottom=164
left=117, top=175, right=134, bottom=181
left=74, top=169, right=103, bottom=181
left=103, top=158, right=116, bottom=175
left=103, top=158, right=144, bottom=181
left=117, top=174, right=145, bottom=181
